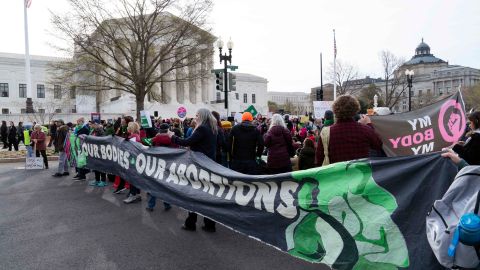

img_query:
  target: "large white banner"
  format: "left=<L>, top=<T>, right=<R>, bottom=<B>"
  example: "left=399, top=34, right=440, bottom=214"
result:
left=313, top=101, right=334, bottom=119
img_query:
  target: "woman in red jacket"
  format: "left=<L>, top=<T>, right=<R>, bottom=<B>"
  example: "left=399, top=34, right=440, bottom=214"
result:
left=31, top=124, right=48, bottom=169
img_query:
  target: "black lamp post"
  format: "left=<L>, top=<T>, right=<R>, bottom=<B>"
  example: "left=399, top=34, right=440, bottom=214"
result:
left=405, top=69, right=414, bottom=111
left=217, top=38, right=233, bottom=112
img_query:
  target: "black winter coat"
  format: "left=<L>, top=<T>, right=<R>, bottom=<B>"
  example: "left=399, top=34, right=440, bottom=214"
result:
left=228, top=121, right=264, bottom=161
left=453, top=132, right=480, bottom=165
left=172, top=124, right=217, bottom=161
left=7, top=126, right=17, bottom=142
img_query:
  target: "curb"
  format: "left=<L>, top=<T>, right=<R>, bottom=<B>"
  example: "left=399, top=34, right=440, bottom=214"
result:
left=0, top=156, right=59, bottom=164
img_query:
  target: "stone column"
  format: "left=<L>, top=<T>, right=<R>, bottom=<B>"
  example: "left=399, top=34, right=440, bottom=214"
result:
left=182, top=65, right=191, bottom=105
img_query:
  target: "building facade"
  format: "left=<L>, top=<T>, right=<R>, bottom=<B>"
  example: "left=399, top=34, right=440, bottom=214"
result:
left=0, top=53, right=76, bottom=115
left=225, top=73, right=268, bottom=117
left=268, top=91, right=312, bottom=115
left=380, top=39, right=480, bottom=112
left=0, top=51, right=267, bottom=121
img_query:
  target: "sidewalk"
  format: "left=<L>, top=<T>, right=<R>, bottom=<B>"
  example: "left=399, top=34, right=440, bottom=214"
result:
left=0, top=145, right=58, bottom=163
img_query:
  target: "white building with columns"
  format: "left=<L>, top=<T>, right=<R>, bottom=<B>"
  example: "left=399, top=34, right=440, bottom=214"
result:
left=377, top=39, right=480, bottom=112
left=0, top=52, right=76, bottom=115
left=0, top=51, right=268, bottom=121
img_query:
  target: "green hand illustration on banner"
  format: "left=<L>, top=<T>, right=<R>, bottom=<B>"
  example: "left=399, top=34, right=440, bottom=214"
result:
left=287, top=162, right=409, bottom=270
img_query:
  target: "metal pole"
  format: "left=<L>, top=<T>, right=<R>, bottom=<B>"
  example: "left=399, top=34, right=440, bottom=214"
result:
left=23, top=0, right=33, bottom=113
left=223, top=56, right=228, bottom=114
left=333, top=29, right=337, bottom=101
left=320, top=53, right=323, bottom=96
left=408, top=83, right=412, bottom=111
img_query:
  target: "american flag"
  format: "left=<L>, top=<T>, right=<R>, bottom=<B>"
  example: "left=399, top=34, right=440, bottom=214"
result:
left=333, top=29, right=337, bottom=58
left=25, top=0, right=32, bottom=8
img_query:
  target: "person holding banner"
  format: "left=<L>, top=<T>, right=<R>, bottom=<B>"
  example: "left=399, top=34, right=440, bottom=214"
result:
left=31, top=124, right=48, bottom=169
left=72, top=118, right=90, bottom=180
left=316, top=95, right=382, bottom=166
left=123, top=122, right=142, bottom=204
left=168, top=108, right=218, bottom=232
left=452, top=111, right=480, bottom=165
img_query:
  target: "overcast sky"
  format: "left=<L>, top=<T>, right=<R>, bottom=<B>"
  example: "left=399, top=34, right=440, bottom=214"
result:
left=0, top=0, right=479, bottom=93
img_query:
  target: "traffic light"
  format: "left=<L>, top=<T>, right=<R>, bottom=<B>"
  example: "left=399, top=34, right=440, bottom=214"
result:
left=316, top=88, right=324, bottom=101
left=228, top=73, right=237, bottom=91
left=215, top=72, right=224, bottom=91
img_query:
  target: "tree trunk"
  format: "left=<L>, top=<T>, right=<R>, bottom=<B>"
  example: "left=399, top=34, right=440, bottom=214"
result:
left=136, top=96, right=145, bottom=122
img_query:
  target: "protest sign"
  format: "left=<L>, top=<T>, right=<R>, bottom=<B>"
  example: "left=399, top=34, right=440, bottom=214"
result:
left=83, top=135, right=456, bottom=269
left=91, top=113, right=101, bottom=124
left=177, top=107, right=187, bottom=118
left=313, top=101, right=334, bottom=119
left=245, top=105, right=258, bottom=117
left=140, top=110, right=152, bottom=128
left=25, top=157, right=44, bottom=169
left=371, top=91, right=466, bottom=156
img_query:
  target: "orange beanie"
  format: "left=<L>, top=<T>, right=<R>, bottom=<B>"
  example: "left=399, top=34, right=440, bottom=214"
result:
left=242, top=112, right=253, bottom=122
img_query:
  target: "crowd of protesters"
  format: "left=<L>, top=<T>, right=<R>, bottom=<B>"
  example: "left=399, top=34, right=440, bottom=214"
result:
left=1, top=94, right=479, bottom=233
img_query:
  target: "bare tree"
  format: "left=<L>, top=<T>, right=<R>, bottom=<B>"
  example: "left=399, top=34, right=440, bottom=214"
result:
left=268, top=101, right=278, bottom=112
left=12, top=99, right=65, bottom=125
left=379, top=50, right=408, bottom=109
left=464, top=83, right=480, bottom=111
left=50, top=0, right=215, bottom=119
left=327, top=59, right=362, bottom=96
left=358, top=84, right=384, bottom=109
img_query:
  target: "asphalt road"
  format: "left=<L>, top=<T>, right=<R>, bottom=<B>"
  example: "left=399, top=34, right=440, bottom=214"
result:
left=0, top=162, right=331, bottom=270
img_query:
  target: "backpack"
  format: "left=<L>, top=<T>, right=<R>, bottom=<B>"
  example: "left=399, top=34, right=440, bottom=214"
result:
left=426, top=166, right=480, bottom=269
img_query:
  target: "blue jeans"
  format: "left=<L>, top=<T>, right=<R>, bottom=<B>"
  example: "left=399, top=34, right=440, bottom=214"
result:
left=147, top=194, right=171, bottom=209
left=57, top=151, right=69, bottom=174
left=26, top=145, right=33, bottom=157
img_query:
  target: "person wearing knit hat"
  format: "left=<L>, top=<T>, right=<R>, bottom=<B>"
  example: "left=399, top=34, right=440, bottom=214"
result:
left=322, top=110, right=334, bottom=128
left=227, top=111, right=264, bottom=174
left=221, top=121, right=232, bottom=130
left=242, top=112, right=253, bottom=122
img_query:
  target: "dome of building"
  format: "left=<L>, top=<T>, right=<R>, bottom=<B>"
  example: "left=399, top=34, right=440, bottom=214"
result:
left=404, top=38, right=446, bottom=66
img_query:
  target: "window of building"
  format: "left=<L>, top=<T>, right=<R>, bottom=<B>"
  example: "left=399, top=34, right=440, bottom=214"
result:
left=243, top=93, right=247, bottom=103
left=70, top=86, right=76, bottom=99
left=0, top=83, right=8, bottom=97
left=21, top=108, right=26, bottom=114
left=252, top=94, right=256, bottom=104
left=38, top=109, right=45, bottom=114
left=235, top=93, right=239, bottom=100
left=402, top=92, right=407, bottom=98
left=71, top=106, right=77, bottom=113
left=402, top=104, right=407, bottom=111
left=55, top=109, right=62, bottom=113
left=216, top=92, right=221, bottom=101
left=54, top=85, right=62, bottom=99
left=427, top=89, right=431, bottom=95
left=37, top=84, right=45, bottom=98
left=418, top=90, right=423, bottom=96
left=19, top=84, right=26, bottom=98
left=2, top=108, right=9, bottom=114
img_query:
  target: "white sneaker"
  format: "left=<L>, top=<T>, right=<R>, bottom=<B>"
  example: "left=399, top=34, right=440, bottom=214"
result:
left=123, top=194, right=136, bottom=204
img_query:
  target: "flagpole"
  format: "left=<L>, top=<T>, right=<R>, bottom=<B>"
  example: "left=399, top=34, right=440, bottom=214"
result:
left=333, top=29, right=337, bottom=101
left=24, top=0, right=33, bottom=113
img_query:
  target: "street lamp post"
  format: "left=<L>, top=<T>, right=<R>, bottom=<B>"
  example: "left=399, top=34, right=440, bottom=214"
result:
left=217, top=38, right=233, bottom=114
left=405, top=69, right=414, bottom=111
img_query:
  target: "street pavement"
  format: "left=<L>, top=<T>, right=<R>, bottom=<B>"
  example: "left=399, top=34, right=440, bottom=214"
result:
left=0, top=162, right=331, bottom=270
